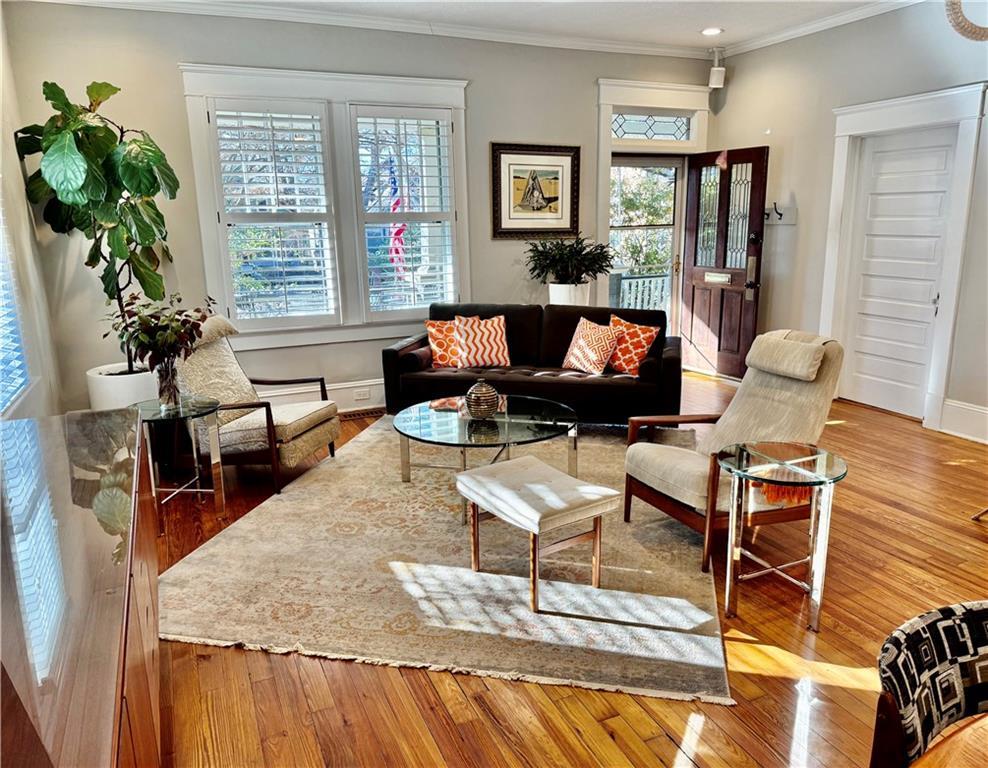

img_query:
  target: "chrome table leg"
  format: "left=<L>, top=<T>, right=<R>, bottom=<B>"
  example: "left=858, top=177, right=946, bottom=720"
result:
left=144, top=421, right=164, bottom=536
left=807, top=483, right=834, bottom=632
left=460, top=447, right=468, bottom=525
left=399, top=434, right=411, bottom=482
left=568, top=425, right=579, bottom=477
left=725, top=474, right=745, bottom=618
left=205, top=411, right=225, bottom=519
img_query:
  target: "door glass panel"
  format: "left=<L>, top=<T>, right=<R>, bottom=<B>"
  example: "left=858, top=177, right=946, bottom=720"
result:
left=697, top=165, right=719, bottom=267
left=726, top=162, right=752, bottom=269
left=608, top=163, right=677, bottom=312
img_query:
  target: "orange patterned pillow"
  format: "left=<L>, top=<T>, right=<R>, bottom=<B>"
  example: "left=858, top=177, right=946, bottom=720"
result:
left=609, top=315, right=661, bottom=376
left=425, top=318, right=477, bottom=368
left=563, top=317, right=623, bottom=375
left=454, top=315, right=511, bottom=367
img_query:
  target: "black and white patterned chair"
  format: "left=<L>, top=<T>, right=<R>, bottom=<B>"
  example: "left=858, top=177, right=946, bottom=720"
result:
left=870, top=601, right=988, bottom=767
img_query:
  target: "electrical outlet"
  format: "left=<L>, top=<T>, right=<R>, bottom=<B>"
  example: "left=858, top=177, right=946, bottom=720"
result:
left=354, top=388, right=370, bottom=401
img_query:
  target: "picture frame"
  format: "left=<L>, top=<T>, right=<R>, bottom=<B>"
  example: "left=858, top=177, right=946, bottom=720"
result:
left=491, top=142, right=580, bottom=239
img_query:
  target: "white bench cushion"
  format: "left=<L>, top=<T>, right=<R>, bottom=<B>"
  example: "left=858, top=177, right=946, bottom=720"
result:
left=456, top=455, right=621, bottom=534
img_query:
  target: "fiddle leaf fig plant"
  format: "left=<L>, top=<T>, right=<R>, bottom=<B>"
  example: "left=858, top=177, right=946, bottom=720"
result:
left=15, top=80, right=179, bottom=372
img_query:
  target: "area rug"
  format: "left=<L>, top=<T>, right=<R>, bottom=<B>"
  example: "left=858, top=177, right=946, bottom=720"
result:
left=159, top=417, right=732, bottom=703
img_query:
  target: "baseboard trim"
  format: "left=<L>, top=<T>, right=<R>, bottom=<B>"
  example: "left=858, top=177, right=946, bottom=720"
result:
left=253, top=377, right=386, bottom=414
left=937, top=399, right=988, bottom=444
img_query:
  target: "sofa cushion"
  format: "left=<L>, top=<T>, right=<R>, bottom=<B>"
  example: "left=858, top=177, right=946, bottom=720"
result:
left=609, top=315, right=662, bottom=376
left=562, top=317, right=622, bottom=374
left=455, top=315, right=511, bottom=367
left=430, top=303, right=543, bottom=365
left=541, top=304, right=667, bottom=367
left=425, top=319, right=461, bottom=368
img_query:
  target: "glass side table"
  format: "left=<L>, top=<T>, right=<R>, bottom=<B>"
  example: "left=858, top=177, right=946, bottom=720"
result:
left=135, top=396, right=224, bottom=535
left=717, top=442, right=847, bottom=631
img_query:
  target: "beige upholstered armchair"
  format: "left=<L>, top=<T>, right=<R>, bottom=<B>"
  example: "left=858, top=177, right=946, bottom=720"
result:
left=177, top=316, right=342, bottom=492
left=624, top=330, right=844, bottom=570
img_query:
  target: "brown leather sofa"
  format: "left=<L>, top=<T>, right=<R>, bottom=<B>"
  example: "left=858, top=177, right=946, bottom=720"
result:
left=382, top=303, right=682, bottom=425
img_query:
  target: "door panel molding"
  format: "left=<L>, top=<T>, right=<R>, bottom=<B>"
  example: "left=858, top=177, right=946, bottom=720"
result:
left=820, top=83, right=986, bottom=431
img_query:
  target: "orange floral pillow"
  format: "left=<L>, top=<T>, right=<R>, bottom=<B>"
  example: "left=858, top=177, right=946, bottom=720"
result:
left=608, top=315, right=661, bottom=376
left=425, top=318, right=476, bottom=368
left=563, top=317, right=623, bottom=375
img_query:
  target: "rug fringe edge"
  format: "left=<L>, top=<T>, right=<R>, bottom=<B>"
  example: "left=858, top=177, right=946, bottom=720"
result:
left=158, top=632, right=735, bottom=705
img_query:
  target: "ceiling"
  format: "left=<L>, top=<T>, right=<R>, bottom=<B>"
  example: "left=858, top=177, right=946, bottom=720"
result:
left=41, top=1, right=925, bottom=58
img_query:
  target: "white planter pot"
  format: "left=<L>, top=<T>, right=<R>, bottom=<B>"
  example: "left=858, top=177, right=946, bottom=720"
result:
left=86, top=362, right=158, bottom=411
left=548, top=282, right=592, bottom=306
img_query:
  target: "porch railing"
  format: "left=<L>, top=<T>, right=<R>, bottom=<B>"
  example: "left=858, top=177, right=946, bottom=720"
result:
left=608, top=272, right=671, bottom=311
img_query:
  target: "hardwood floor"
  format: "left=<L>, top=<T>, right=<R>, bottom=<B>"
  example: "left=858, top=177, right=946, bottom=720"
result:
left=157, top=375, right=988, bottom=767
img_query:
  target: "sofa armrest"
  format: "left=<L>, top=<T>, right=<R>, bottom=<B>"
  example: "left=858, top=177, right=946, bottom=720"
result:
left=658, top=335, right=683, bottom=414
left=382, top=332, right=429, bottom=414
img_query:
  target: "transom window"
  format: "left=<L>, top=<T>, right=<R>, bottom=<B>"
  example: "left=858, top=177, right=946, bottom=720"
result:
left=611, top=112, right=691, bottom=142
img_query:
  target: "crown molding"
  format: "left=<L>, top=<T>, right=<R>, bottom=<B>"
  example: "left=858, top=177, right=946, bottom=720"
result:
left=723, top=0, right=927, bottom=57
left=32, top=0, right=925, bottom=61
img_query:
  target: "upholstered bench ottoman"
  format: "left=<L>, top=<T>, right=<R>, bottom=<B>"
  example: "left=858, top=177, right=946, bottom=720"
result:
left=456, top=455, right=621, bottom=612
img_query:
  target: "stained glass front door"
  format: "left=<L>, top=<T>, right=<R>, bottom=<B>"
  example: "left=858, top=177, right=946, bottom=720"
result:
left=681, top=147, right=769, bottom=377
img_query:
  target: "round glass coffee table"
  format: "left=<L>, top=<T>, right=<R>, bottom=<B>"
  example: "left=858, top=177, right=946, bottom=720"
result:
left=393, top=395, right=578, bottom=522
left=717, top=441, right=847, bottom=631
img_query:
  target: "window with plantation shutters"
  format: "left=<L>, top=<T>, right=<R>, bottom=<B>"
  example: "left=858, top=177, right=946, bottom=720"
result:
left=184, top=66, right=469, bottom=346
left=354, top=106, right=458, bottom=319
left=213, top=102, right=339, bottom=328
left=1, top=206, right=29, bottom=413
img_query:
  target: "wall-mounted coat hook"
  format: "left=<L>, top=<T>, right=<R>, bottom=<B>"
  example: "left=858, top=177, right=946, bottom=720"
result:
left=764, top=201, right=797, bottom=226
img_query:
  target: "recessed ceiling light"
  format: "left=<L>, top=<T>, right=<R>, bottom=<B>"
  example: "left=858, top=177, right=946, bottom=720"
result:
left=702, top=27, right=724, bottom=36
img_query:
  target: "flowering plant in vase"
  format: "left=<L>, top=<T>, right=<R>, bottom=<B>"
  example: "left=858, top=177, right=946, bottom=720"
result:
left=107, top=293, right=212, bottom=411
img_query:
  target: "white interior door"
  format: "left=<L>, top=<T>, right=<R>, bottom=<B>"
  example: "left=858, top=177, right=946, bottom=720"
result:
left=842, top=125, right=958, bottom=417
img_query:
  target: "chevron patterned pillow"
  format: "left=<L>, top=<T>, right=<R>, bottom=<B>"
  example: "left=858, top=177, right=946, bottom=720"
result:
left=563, top=317, right=623, bottom=375
left=454, top=315, right=512, bottom=368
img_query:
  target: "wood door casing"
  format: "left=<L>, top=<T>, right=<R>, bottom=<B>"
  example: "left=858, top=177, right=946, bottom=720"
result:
left=682, top=147, right=769, bottom=377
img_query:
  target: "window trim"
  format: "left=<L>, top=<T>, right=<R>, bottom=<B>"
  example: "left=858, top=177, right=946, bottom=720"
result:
left=182, top=64, right=471, bottom=350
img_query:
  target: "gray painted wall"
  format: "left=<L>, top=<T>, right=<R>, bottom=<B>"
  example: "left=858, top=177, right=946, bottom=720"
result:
left=710, top=1, right=988, bottom=406
left=6, top=1, right=986, bottom=412
left=5, top=1, right=707, bottom=410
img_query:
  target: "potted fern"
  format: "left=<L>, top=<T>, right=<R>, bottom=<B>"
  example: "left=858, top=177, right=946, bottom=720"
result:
left=15, top=81, right=179, bottom=410
left=525, top=234, right=614, bottom=305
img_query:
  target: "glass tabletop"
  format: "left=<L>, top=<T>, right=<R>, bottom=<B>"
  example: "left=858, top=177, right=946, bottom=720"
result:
left=134, top=395, right=220, bottom=422
left=393, top=395, right=577, bottom=448
left=717, top=442, right=847, bottom=486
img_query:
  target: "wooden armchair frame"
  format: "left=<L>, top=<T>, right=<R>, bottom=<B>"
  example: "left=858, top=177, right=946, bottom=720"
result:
left=204, top=376, right=335, bottom=494
left=624, top=413, right=814, bottom=571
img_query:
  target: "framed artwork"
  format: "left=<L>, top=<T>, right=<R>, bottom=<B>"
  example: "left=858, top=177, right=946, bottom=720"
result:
left=491, top=142, right=579, bottom=239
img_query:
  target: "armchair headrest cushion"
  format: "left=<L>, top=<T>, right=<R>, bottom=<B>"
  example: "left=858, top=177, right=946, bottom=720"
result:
left=745, top=333, right=826, bottom=381
left=196, top=315, right=239, bottom=348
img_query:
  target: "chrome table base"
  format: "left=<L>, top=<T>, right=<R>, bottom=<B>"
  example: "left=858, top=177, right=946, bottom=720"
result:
left=725, top=478, right=835, bottom=632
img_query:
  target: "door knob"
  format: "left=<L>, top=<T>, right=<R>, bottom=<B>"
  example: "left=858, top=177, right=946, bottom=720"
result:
left=748, top=232, right=763, bottom=246
left=744, top=280, right=760, bottom=290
